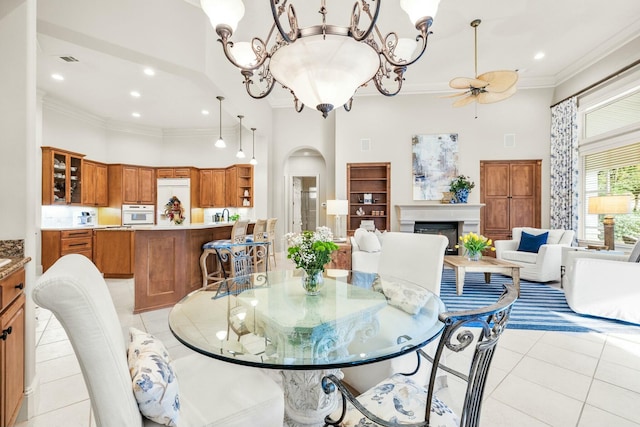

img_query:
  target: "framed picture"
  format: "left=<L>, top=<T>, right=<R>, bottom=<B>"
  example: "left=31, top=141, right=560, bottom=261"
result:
left=363, top=193, right=373, bottom=204
left=412, top=134, right=459, bottom=200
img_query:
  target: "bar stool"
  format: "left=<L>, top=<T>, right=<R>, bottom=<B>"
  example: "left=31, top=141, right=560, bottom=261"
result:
left=249, top=219, right=268, bottom=271
left=266, top=218, right=278, bottom=267
left=200, top=219, right=249, bottom=287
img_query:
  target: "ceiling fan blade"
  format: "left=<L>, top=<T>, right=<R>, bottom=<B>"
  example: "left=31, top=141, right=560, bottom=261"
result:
left=449, top=77, right=489, bottom=90
left=477, top=85, right=517, bottom=104
left=441, top=91, right=469, bottom=98
left=477, top=70, right=518, bottom=93
left=452, top=94, right=478, bottom=108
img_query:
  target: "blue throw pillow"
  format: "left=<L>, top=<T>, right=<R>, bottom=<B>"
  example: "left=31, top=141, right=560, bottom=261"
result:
left=517, top=231, right=548, bottom=253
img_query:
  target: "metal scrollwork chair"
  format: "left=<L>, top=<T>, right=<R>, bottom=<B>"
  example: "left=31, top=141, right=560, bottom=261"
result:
left=200, top=219, right=250, bottom=287
left=321, top=282, right=518, bottom=427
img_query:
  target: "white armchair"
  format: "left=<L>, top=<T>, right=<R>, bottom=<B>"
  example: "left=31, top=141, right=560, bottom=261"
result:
left=563, top=240, right=640, bottom=324
left=495, top=227, right=575, bottom=282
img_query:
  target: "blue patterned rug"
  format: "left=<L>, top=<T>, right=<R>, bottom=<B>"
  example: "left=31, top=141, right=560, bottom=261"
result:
left=439, top=269, right=640, bottom=333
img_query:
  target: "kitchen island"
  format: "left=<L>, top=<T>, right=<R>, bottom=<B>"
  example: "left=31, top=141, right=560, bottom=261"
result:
left=133, top=222, right=253, bottom=313
left=42, top=223, right=252, bottom=313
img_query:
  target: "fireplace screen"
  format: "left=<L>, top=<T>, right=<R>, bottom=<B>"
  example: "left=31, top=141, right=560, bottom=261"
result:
left=414, top=221, right=459, bottom=255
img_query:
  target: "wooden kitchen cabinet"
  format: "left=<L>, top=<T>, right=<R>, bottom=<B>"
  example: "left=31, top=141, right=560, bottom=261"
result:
left=108, top=164, right=156, bottom=206
left=199, top=169, right=226, bottom=208
left=81, top=160, right=108, bottom=207
left=224, top=165, right=253, bottom=207
left=93, top=230, right=134, bottom=278
left=42, top=147, right=85, bottom=205
left=0, top=268, right=25, bottom=427
left=157, top=167, right=191, bottom=178
left=41, top=229, right=93, bottom=272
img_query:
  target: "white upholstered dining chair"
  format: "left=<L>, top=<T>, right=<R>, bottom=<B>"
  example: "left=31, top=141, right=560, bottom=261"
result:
left=342, top=232, right=449, bottom=393
left=33, top=254, right=284, bottom=427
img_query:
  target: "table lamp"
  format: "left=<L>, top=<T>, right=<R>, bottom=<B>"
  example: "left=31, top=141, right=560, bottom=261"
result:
left=327, top=199, right=348, bottom=241
left=588, top=194, right=631, bottom=250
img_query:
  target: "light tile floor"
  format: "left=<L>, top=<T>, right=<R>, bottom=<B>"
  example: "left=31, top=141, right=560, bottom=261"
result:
left=16, top=255, right=640, bottom=427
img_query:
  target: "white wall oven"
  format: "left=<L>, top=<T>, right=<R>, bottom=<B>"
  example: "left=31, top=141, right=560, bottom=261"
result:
left=122, top=204, right=155, bottom=225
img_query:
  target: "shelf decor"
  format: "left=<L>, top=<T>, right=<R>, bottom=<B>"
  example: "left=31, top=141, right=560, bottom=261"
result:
left=449, top=175, right=475, bottom=204
left=412, top=134, right=459, bottom=200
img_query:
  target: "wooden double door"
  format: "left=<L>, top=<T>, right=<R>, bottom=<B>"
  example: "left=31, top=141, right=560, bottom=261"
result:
left=480, top=160, right=541, bottom=248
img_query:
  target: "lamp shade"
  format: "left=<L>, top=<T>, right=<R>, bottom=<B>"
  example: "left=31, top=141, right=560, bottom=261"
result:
left=327, top=200, right=348, bottom=216
left=200, top=0, right=245, bottom=33
left=588, top=195, right=632, bottom=215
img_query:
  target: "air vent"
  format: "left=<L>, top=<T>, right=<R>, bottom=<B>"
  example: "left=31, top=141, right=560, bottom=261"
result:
left=59, top=56, right=78, bottom=62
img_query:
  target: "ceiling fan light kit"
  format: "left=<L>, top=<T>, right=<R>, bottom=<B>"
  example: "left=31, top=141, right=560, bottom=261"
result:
left=200, top=0, right=441, bottom=118
left=448, top=19, right=518, bottom=108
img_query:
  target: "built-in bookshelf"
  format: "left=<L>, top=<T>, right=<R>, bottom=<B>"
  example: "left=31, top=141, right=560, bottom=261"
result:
left=346, top=162, right=391, bottom=234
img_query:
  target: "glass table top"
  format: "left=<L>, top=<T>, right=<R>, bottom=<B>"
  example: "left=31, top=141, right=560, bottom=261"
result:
left=169, top=270, right=445, bottom=369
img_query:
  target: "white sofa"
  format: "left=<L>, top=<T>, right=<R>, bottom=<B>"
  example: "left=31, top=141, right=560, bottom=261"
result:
left=563, top=240, right=640, bottom=324
left=495, top=227, right=575, bottom=282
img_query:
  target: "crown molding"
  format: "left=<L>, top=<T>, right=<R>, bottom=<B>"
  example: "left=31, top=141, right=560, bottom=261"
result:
left=42, top=96, right=107, bottom=128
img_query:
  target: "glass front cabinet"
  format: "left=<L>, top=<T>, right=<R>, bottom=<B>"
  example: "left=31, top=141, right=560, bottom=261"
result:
left=42, top=147, right=84, bottom=205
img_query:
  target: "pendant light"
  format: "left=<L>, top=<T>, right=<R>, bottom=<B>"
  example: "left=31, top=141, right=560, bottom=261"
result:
left=249, top=127, right=257, bottom=165
left=214, top=96, right=226, bottom=148
left=236, top=115, right=246, bottom=159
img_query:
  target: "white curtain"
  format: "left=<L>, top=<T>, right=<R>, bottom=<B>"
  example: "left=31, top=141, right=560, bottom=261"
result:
left=550, top=97, right=579, bottom=234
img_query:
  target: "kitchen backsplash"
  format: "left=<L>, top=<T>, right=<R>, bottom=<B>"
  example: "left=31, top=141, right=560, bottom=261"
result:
left=42, top=206, right=98, bottom=228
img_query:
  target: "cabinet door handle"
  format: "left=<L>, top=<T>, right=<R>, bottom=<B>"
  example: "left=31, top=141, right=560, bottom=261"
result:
left=68, top=232, right=87, bottom=236
left=69, top=242, right=88, bottom=247
left=15, top=282, right=24, bottom=290
left=1, top=326, right=12, bottom=340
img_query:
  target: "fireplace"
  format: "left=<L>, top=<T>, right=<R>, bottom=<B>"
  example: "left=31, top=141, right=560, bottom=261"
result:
left=414, top=221, right=459, bottom=255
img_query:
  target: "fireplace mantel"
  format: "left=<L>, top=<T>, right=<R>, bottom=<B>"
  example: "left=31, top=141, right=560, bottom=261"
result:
left=396, top=204, right=485, bottom=234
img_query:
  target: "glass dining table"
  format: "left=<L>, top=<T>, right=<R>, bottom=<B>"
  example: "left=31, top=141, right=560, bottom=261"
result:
left=169, top=269, right=446, bottom=427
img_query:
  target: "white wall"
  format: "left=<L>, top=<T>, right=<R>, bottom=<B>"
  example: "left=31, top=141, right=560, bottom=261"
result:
left=334, top=88, right=555, bottom=230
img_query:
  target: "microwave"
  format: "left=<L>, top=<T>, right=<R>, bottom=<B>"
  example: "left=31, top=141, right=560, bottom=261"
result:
left=122, top=204, right=155, bottom=225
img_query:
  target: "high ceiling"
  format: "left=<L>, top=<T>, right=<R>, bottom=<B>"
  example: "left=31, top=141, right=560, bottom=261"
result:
left=36, top=0, right=640, bottom=131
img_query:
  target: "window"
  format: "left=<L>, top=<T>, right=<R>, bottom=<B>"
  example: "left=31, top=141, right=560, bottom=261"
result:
left=580, top=82, right=640, bottom=246
left=582, top=143, right=640, bottom=243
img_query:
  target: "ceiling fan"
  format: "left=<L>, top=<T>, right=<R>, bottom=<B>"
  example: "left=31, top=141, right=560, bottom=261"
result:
left=447, top=19, right=518, bottom=107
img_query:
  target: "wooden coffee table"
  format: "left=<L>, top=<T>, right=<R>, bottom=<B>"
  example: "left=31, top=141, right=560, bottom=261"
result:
left=443, top=256, right=522, bottom=296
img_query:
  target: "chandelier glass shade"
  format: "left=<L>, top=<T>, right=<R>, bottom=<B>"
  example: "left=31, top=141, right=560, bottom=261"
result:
left=201, top=0, right=440, bottom=117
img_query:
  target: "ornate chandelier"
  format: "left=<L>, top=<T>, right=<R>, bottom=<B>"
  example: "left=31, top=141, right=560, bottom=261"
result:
left=200, top=0, right=440, bottom=117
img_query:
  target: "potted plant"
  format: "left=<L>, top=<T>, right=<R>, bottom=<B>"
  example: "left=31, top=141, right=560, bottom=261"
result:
left=449, top=175, right=475, bottom=204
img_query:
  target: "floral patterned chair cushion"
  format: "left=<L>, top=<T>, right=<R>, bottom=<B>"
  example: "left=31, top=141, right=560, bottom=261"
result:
left=338, top=373, right=459, bottom=427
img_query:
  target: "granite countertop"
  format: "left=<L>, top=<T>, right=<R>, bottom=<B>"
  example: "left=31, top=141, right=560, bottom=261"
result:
left=0, top=257, right=31, bottom=280
left=42, top=222, right=251, bottom=231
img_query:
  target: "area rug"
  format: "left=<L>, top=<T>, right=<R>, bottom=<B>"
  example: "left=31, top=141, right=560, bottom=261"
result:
left=439, top=269, right=640, bottom=334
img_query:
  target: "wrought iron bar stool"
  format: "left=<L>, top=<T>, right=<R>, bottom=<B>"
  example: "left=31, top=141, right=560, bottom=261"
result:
left=200, top=219, right=249, bottom=287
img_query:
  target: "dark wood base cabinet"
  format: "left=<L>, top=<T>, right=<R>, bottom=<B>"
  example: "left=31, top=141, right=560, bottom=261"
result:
left=93, top=230, right=134, bottom=278
left=133, top=225, right=247, bottom=313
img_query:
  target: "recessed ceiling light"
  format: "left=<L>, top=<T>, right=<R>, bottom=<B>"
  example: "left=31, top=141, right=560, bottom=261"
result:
left=201, top=109, right=209, bottom=115
left=132, top=112, right=141, bottom=118
left=51, top=73, right=64, bottom=81
left=130, top=91, right=141, bottom=98
left=534, top=52, right=545, bottom=60
left=143, top=68, right=155, bottom=76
